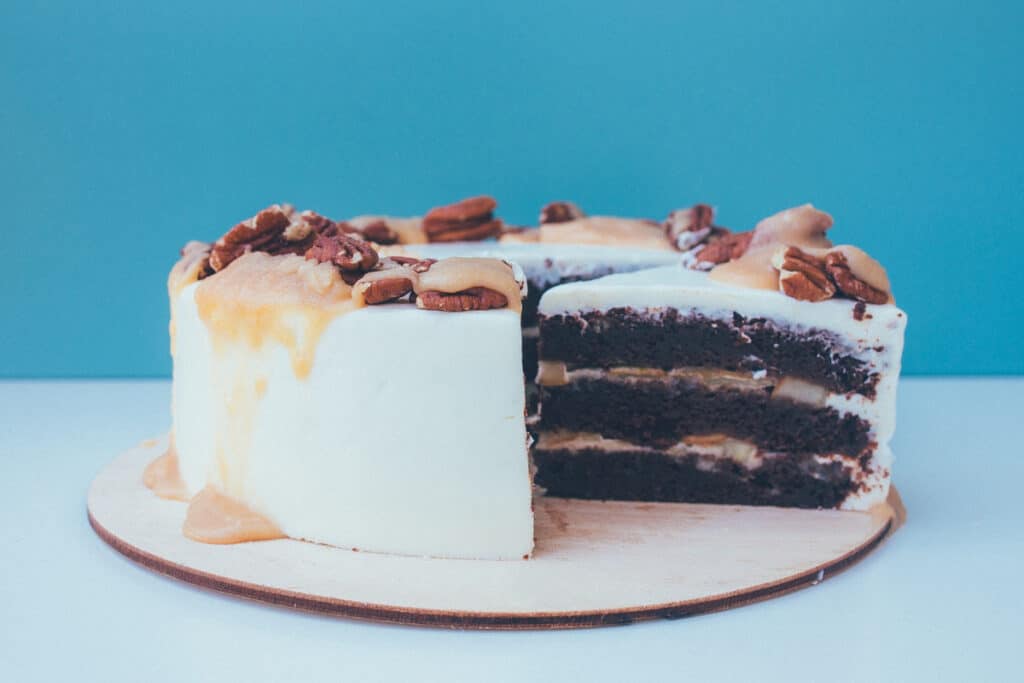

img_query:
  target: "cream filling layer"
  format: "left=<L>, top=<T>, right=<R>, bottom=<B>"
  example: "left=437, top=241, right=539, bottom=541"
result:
left=538, top=363, right=824, bottom=404
left=536, top=430, right=764, bottom=469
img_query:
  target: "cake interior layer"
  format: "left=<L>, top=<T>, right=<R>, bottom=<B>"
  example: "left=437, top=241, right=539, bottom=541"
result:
left=538, top=375, right=872, bottom=457
left=538, top=308, right=880, bottom=398
left=532, top=446, right=857, bottom=509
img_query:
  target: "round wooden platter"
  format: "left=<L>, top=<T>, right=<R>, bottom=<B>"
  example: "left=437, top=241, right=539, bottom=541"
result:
left=87, top=437, right=903, bottom=630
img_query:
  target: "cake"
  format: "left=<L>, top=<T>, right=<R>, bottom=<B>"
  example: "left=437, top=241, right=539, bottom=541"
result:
left=145, top=197, right=906, bottom=566
left=533, top=205, right=906, bottom=510
left=147, top=204, right=534, bottom=560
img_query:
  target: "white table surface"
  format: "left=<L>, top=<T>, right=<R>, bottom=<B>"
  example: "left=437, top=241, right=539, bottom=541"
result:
left=1, top=378, right=1019, bottom=682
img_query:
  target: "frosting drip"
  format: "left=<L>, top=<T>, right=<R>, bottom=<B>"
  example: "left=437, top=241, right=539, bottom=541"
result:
left=193, top=252, right=355, bottom=379
left=417, top=258, right=525, bottom=312
left=183, top=485, right=285, bottom=544
left=142, top=437, right=190, bottom=502
left=168, top=242, right=212, bottom=356
left=353, top=257, right=525, bottom=313
left=710, top=205, right=833, bottom=292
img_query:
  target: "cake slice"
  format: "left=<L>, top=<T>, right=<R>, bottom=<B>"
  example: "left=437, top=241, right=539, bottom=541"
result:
left=153, top=205, right=534, bottom=560
left=533, top=205, right=906, bottom=510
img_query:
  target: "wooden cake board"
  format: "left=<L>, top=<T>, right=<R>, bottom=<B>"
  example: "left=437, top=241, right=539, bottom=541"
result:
left=87, top=437, right=903, bottom=630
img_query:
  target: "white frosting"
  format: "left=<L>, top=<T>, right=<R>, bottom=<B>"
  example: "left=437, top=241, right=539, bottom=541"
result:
left=172, top=283, right=534, bottom=560
left=536, top=265, right=906, bottom=510
left=397, top=243, right=681, bottom=289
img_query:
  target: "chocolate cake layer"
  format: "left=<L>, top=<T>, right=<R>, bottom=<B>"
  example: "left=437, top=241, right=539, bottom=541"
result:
left=533, top=447, right=857, bottom=509
left=539, top=308, right=879, bottom=397
left=539, top=377, right=871, bottom=457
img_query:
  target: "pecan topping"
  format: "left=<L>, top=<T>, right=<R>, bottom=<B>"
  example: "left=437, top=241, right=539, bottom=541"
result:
left=209, top=205, right=293, bottom=272
left=359, top=219, right=399, bottom=245
left=824, top=251, right=890, bottom=304
left=416, top=287, right=508, bottom=312
left=694, top=230, right=753, bottom=265
left=665, top=203, right=715, bottom=250
left=422, top=195, right=503, bottom=242
left=539, top=201, right=585, bottom=224
left=772, top=246, right=836, bottom=302
left=356, top=276, right=414, bottom=304
left=297, top=210, right=335, bottom=233
left=304, top=232, right=379, bottom=284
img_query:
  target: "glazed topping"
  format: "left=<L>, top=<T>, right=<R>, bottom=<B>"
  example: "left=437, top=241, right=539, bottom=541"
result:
left=417, top=257, right=524, bottom=312
left=515, top=201, right=723, bottom=252
left=183, top=486, right=285, bottom=544
left=706, top=204, right=894, bottom=305
left=194, top=252, right=355, bottom=378
left=749, top=204, right=833, bottom=250
left=352, top=256, right=525, bottom=313
left=537, top=216, right=671, bottom=250
left=142, top=436, right=190, bottom=502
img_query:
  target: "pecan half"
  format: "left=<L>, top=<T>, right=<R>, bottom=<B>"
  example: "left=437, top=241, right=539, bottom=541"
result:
left=358, top=219, right=399, bottom=245
left=772, top=246, right=836, bottom=302
left=356, top=276, right=414, bottom=304
left=417, top=287, right=508, bottom=312
left=824, top=251, right=889, bottom=304
left=694, top=230, right=753, bottom=265
left=297, top=210, right=335, bottom=233
left=539, top=201, right=584, bottom=224
left=305, top=232, right=379, bottom=283
left=422, top=195, right=503, bottom=242
left=209, top=205, right=292, bottom=271
left=665, top=203, right=714, bottom=250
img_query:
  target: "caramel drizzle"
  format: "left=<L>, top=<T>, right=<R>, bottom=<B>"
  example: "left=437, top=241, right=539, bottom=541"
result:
left=183, top=486, right=284, bottom=544
left=142, top=437, right=190, bottom=502
left=536, top=216, right=672, bottom=251
left=353, top=257, right=524, bottom=313
left=709, top=204, right=893, bottom=301
left=193, top=252, right=355, bottom=379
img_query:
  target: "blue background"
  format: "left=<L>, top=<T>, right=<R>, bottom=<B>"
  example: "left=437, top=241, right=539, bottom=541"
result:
left=2, top=1, right=1021, bottom=377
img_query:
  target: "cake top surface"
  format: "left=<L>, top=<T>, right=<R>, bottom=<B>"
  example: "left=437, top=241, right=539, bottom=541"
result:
left=170, top=203, right=526, bottom=316
left=172, top=198, right=898, bottom=319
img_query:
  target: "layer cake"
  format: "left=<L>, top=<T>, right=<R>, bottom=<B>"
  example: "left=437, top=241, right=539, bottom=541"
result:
left=534, top=205, right=906, bottom=510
